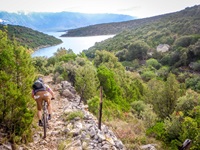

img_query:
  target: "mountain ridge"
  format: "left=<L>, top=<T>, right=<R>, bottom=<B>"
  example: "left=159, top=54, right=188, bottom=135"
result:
left=0, top=11, right=135, bottom=31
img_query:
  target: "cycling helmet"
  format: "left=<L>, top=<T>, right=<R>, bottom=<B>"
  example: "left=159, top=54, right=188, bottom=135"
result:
left=38, top=77, right=43, bottom=83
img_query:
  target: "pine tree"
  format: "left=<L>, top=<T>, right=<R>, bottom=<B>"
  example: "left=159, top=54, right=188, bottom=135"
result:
left=0, top=30, right=36, bottom=144
left=147, top=73, right=181, bottom=119
left=164, top=73, right=180, bottom=117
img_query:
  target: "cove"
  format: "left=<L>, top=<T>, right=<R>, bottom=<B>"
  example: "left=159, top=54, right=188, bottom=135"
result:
left=32, top=32, right=115, bottom=58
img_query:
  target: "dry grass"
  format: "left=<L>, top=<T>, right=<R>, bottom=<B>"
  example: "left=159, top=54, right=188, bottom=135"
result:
left=105, top=113, right=163, bottom=150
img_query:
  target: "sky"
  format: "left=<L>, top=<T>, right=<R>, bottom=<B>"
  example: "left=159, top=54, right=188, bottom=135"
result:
left=0, top=0, right=200, bottom=18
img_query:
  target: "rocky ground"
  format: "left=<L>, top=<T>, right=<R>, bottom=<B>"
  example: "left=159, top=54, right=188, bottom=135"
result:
left=4, top=76, right=126, bottom=150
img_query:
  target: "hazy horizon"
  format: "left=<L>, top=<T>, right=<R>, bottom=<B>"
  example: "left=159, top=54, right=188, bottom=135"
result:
left=0, top=0, right=199, bottom=18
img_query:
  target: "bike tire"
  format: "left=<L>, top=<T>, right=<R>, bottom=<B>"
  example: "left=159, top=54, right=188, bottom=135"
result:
left=43, top=113, right=47, bottom=138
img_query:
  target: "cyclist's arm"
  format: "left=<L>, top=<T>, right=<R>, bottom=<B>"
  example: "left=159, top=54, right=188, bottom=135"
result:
left=45, top=84, right=55, bottom=98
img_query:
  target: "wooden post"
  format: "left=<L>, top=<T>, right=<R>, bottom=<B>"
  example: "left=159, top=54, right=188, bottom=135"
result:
left=98, top=86, right=103, bottom=130
left=79, top=83, right=86, bottom=105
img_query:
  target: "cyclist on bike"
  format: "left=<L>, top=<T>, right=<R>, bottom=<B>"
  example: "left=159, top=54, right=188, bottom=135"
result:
left=32, top=77, right=55, bottom=126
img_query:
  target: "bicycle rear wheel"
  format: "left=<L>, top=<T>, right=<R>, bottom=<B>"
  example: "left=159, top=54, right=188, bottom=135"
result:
left=43, top=113, right=47, bottom=138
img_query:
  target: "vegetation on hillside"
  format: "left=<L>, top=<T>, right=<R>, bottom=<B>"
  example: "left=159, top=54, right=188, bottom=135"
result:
left=31, top=6, right=200, bottom=149
left=0, top=30, right=36, bottom=148
left=0, top=24, right=62, bottom=50
left=32, top=47, right=200, bottom=149
left=83, top=5, right=200, bottom=91
left=1, top=29, right=199, bottom=149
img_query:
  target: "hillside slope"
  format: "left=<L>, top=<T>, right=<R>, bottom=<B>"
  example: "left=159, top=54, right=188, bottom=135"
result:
left=62, top=5, right=200, bottom=37
left=83, top=5, right=200, bottom=63
left=0, top=24, right=62, bottom=50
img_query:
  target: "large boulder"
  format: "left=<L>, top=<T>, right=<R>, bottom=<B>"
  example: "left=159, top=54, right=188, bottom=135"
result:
left=62, top=89, right=74, bottom=99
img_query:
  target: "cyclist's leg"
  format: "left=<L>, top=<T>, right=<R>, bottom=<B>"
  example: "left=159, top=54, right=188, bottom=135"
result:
left=35, top=92, right=43, bottom=126
left=35, top=96, right=42, bottom=120
left=47, top=98, right=52, bottom=119
left=43, top=91, right=52, bottom=119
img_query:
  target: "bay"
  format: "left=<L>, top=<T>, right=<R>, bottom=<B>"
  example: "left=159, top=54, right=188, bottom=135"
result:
left=32, top=32, right=115, bottom=58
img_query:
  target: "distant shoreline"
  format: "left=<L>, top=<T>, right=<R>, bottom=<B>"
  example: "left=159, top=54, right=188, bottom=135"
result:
left=60, top=34, right=116, bottom=38
left=33, top=42, right=63, bottom=52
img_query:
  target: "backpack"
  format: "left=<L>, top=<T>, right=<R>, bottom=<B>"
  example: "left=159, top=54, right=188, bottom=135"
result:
left=32, top=80, right=46, bottom=93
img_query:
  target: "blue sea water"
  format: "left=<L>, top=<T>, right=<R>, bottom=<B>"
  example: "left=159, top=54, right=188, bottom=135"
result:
left=32, top=32, right=114, bottom=57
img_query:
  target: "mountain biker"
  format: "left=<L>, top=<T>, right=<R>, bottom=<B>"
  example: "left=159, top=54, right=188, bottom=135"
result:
left=32, top=77, right=55, bottom=126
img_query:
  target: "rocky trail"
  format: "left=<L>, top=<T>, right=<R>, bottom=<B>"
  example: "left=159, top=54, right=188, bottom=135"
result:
left=16, top=76, right=126, bottom=150
left=0, top=76, right=159, bottom=150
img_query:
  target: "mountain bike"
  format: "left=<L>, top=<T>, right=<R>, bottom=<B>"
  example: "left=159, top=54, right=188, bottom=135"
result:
left=42, top=100, right=48, bottom=138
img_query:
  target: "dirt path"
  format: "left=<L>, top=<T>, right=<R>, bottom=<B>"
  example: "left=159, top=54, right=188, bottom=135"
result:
left=23, top=75, right=67, bottom=150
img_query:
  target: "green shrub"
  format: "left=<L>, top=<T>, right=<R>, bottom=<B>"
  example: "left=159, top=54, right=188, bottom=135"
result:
left=64, top=111, right=84, bottom=121
left=146, top=58, right=162, bottom=70
left=141, top=105, right=158, bottom=128
left=141, top=70, right=156, bottom=81
left=131, top=101, right=146, bottom=118
left=146, top=122, right=165, bottom=140
left=87, top=96, right=99, bottom=116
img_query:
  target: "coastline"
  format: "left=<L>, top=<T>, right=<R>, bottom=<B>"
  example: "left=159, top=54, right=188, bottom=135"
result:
left=60, top=33, right=115, bottom=38
left=33, top=41, right=63, bottom=52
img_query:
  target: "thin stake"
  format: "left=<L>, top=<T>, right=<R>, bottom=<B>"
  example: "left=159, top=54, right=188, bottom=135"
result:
left=98, top=86, right=103, bottom=130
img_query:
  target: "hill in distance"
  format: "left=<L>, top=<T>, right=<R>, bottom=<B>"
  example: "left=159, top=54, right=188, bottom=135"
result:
left=0, top=11, right=135, bottom=31
left=62, top=5, right=200, bottom=37
left=82, top=5, right=200, bottom=73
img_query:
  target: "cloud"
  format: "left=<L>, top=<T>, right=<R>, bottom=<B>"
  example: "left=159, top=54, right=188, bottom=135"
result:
left=115, top=6, right=141, bottom=17
left=0, top=0, right=199, bottom=18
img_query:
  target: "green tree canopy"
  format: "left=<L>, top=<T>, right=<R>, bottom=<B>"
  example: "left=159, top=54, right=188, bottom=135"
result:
left=75, top=64, right=99, bottom=103
left=125, top=40, right=150, bottom=61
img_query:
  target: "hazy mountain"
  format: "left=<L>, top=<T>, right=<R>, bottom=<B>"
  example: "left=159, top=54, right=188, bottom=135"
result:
left=0, top=11, right=135, bottom=31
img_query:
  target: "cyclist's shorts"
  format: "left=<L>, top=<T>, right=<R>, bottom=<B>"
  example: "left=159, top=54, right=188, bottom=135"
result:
left=34, top=91, right=51, bottom=110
